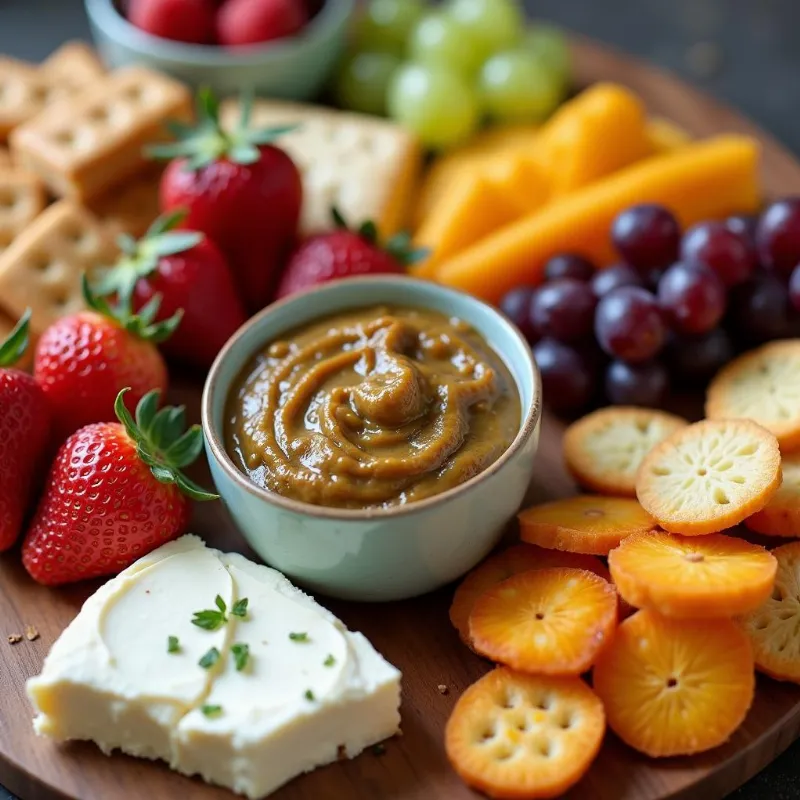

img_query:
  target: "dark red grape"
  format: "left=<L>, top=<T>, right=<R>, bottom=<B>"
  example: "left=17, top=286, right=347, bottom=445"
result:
left=665, top=328, right=734, bottom=384
left=529, top=279, right=597, bottom=343
left=605, top=359, right=669, bottom=407
left=727, top=272, right=794, bottom=344
left=543, top=253, right=595, bottom=283
left=499, top=287, right=538, bottom=342
left=726, top=214, right=758, bottom=243
left=756, top=197, right=800, bottom=276
left=532, top=338, right=595, bottom=414
left=611, top=204, right=681, bottom=272
left=594, top=286, right=667, bottom=363
left=789, top=264, right=800, bottom=312
left=681, top=221, right=755, bottom=287
left=590, top=264, right=643, bottom=298
left=656, top=263, right=726, bottom=335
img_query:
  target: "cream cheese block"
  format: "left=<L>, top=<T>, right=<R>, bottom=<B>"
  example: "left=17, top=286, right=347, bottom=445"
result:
left=27, top=535, right=402, bottom=798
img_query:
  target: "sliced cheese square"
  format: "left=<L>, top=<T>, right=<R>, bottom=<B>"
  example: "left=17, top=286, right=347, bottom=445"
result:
left=221, top=99, right=421, bottom=237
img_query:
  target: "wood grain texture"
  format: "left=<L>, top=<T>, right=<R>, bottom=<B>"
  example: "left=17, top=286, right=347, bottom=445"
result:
left=3, top=39, right=800, bottom=800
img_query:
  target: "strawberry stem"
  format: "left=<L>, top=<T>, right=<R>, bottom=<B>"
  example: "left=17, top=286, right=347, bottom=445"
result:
left=115, top=388, right=219, bottom=502
left=0, top=308, right=30, bottom=367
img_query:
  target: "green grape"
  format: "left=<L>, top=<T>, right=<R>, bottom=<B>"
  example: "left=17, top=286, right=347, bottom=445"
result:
left=445, top=0, right=523, bottom=61
left=478, top=50, right=566, bottom=122
left=353, top=0, right=426, bottom=56
left=408, top=11, right=483, bottom=77
left=333, top=51, right=401, bottom=116
left=387, top=63, right=479, bottom=149
left=525, top=25, right=571, bottom=88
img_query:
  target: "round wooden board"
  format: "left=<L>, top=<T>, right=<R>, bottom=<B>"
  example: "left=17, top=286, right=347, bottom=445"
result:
left=4, top=37, right=800, bottom=800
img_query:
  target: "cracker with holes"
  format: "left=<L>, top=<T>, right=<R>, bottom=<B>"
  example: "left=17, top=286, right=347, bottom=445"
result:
left=636, top=418, right=782, bottom=536
left=0, top=168, right=46, bottom=253
left=88, top=165, right=163, bottom=237
left=220, top=98, right=421, bottom=237
left=593, top=609, right=754, bottom=757
left=564, top=407, right=688, bottom=497
left=609, top=531, right=777, bottom=619
left=518, top=495, right=656, bottom=555
left=706, top=340, right=800, bottom=452
left=746, top=452, right=800, bottom=537
left=0, top=57, right=56, bottom=139
left=42, top=41, right=105, bottom=94
left=0, top=201, right=118, bottom=336
left=739, top=541, right=800, bottom=684
left=445, top=667, right=605, bottom=799
left=10, top=66, right=192, bottom=201
left=469, top=568, right=617, bottom=675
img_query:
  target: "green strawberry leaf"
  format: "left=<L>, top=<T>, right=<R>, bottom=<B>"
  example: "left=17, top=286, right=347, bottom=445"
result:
left=114, top=388, right=219, bottom=503
left=0, top=308, right=31, bottom=367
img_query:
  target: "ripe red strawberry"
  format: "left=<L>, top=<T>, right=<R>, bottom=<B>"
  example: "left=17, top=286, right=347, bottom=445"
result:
left=0, top=311, right=51, bottom=553
left=128, top=0, right=217, bottom=44
left=22, top=389, right=217, bottom=586
left=150, top=91, right=302, bottom=313
left=34, top=278, right=180, bottom=442
left=276, top=210, right=425, bottom=299
left=216, top=0, right=309, bottom=47
left=93, top=211, right=246, bottom=369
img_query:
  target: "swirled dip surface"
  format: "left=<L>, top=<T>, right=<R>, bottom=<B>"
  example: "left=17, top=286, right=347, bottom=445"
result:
left=225, top=306, right=521, bottom=509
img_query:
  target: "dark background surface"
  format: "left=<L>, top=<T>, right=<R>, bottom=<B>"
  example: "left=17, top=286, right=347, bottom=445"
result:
left=1, top=0, right=799, bottom=798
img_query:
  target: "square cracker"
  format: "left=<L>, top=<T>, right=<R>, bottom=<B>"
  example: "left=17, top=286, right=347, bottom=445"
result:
left=88, top=164, right=163, bottom=237
left=10, top=66, right=192, bottom=202
left=0, top=148, right=10, bottom=167
left=0, top=201, right=118, bottom=337
left=0, top=57, right=58, bottom=140
left=220, top=99, right=421, bottom=237
left=42, top=42, right=106, bottom=94
left=0, top=168, right=47, bottom=252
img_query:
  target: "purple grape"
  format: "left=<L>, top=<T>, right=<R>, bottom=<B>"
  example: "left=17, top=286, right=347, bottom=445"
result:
left=789, top=263, right=800, bottom=313
left=543, top=253, right=596, bottom=283
left=756, top=198, right=800, bottom=276
left=590, top=264, right=644, bottom=298
left=681, top=221, right=755, bottom=287
left=529, top=278, right=597, bottom=343
left=665, top=328, right=735, bottom=384
left=532, top=338, right=595, bottom=414
left=594, top=286, right=667, bottom=363
left=611, top=204, right=681, bottom=272
left=656, top=263, right=726, bottom=335
left=605, top=360, right=669, bottom=407
left=727, top=272, right=794, bottom=343
left=499, top=286, right=538, bottom=342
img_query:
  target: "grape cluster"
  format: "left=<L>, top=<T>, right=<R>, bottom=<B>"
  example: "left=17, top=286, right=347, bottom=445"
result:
left=500, top=198, right=800, bottom=415
left=333, top=0, right=569, bottom=148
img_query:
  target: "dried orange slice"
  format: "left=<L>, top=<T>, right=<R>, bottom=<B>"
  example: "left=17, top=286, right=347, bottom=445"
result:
left=739, top=541, right=800, bottom=683
left=564, top=407, right=688, bottom=497
left=635, top=418, right=782, bottom=536
left=746, top=452, right=800, bottom=537
left=706, top=340, right=800, bottom=451
left=445, top=667, right=605, bottom=799
left=518, top=495, right=656, bottom=555
left=593, top=609, right=754, bottom=757
left=608, top=531, right=777, bottom=618
left=449, top=544, right=610, bottom=646
left=469, top=568, right=617, bottom=675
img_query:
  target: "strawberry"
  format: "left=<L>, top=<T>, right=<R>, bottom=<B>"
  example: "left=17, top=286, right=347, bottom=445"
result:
left=0, top=311, right=51, bottom=553
left=22, top=388, right=217, bottom=586
left=93, top=211, right=246, bottom=369
left=150, top=91, right=302, bottom=313
left=128, top=0, right=217, bottom=44
left=276, top=210, right=426, bottom=299
left=216, top=0, right=309, bottom=47
left=34, top=277, right=180, bottom=442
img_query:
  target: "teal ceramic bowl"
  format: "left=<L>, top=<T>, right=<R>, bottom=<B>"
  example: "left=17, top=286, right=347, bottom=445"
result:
left=84, top=0, right=355, bottom=100
left=202, top=277, right=542, bottom=602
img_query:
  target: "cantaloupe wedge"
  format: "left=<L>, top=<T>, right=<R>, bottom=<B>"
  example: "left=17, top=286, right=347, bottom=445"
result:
left=435, top=135, right=760, bottom=304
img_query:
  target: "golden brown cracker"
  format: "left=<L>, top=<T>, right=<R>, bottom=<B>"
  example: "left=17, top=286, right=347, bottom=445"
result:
left=42, top=41, right=105, bottom=94
left=0, top=168, right=47, bottom=252
left=88, top=164, right=163, bottom=237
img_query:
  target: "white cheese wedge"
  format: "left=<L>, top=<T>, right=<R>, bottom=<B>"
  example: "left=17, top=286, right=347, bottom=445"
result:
left=27, top=535, right=402, bottom=798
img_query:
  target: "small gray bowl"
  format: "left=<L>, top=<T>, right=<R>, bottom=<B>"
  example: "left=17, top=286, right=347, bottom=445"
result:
left=202, top=276, right=542, bottom=602
left=84, top=0, right=356, bottom=99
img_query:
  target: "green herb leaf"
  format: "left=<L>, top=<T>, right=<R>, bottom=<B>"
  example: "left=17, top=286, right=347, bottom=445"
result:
left=215, top=595, right=227, bottom=614
left=201, top=704, right=223, bottom=718
left=167, top=635, right=180, bottom=653
left=323, top=654, right=336, bottom=667
left=288, top=632, right=308, bottom=642
left=198, top=647, right=221, bottom=669
left=191, top=609, right=227, bottom=631
left=232, top=643, right=250, bottom=672
left=0, top=308, right=31, bottom=367
left=231, top=598, right=249, bottom=619
left=304, top=689, right=315, bottom=701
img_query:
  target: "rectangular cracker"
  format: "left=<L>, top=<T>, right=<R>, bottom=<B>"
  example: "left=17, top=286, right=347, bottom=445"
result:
left=220, top=99, right=421, bottom=237
left=88, top=164, right=163, bottom=237
left=0, top=168, right=47, bottom=252
left=42, top=42, right=106, bottom=94
left=0, top=309, right=33, bottom=370
left=10, top=66, right=192, bottom=202
left=0, top=148, right=10, bottom=167
left=0, top=57, right=55, bottom=140
left=0, top=201, right=118, bottom=336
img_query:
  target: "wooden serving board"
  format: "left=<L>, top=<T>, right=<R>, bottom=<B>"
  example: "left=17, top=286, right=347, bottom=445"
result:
left=4, top=37, right=800, bottom=800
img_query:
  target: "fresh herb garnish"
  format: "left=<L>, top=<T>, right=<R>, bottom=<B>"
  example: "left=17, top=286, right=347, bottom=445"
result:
left=231, top=598, right=249, bottom=619
left=199, top=647, right=221, bottom=669
left=304, top=689, right=315, bottom=701
left=289, top=632, right=308, bottom=642
left=201, top=704, right=223, bottom=718
left=167, top=635, right=180, bottom=653
left=323, top=654, right=336, bottom=667
left=232, top=643, right=250, bottom=672
left=192, top=595, right=228, bottom=630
